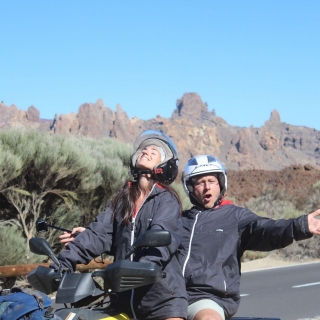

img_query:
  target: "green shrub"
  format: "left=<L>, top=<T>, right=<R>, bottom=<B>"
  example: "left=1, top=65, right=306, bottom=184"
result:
left=313, top=180, right=320, bottom=190
left=39, top=204, right=84, bottom=255
left=172, top=181, right=192, bottom=210
left=0, top=129, right=131, bottom=260
left=245, top=188, right=303, bottom=220
left=0, top=225, right=43, bottom=266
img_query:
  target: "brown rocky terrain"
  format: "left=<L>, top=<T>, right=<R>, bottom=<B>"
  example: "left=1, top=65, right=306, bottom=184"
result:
left=228, top=164, right=320, bottom=206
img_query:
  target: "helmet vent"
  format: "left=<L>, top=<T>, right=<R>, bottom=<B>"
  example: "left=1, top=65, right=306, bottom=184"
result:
left=207, top=156, right=217, bottom=163
left=188, top=158, right=198, bottom=166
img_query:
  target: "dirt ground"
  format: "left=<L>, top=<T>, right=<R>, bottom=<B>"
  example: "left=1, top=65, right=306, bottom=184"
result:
left=227, top=164, right=320, bottom=206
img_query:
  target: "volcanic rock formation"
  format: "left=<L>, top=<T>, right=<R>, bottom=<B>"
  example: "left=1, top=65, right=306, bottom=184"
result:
left=1, top=93, right=320, bottom=171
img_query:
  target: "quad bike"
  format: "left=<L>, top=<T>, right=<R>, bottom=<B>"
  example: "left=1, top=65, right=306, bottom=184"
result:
left=27, top=225, right=280, bottom=320
left=27, top=229, right=171, bottom=320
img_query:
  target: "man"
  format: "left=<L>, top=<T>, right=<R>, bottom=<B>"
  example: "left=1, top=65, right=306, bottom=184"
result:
left=179, top=154, right=320, bottom=320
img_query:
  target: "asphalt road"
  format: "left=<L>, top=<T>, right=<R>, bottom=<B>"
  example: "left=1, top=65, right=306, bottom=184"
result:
left=233, top=262, right=320, bottom=320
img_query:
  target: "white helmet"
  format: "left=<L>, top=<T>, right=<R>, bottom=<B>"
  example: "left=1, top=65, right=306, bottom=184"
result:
left=182, top=155, right=227, bottom=207
left=130, top=130, right=179, bottom=185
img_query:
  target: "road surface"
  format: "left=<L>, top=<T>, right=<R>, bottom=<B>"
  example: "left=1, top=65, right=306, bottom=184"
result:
left=234, top=262, right=320, bottom=320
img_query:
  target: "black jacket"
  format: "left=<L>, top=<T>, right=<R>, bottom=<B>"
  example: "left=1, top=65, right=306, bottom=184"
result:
left=58, top=184, right=187, bottom=320
left=178, top=200, right=312, bottom=318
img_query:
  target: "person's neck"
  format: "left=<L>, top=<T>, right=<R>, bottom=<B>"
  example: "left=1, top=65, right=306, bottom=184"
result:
left=138, top=175, right=155, bottom=197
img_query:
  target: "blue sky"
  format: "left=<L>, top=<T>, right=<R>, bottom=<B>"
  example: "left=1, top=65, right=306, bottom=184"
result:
left=1, top=1, right=319, bottom=130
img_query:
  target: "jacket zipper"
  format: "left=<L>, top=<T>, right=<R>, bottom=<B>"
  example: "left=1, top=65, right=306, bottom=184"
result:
left=182, top=210, right=228, bottom=295
left=130, top=183, right=156, bottom=319
left=182, top=211, right=200, bottom=276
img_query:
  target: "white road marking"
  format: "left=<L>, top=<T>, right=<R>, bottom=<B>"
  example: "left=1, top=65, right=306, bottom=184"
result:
left=240, top=293, right=250, bottom=297
left=292, top=282, right=320, bottom=288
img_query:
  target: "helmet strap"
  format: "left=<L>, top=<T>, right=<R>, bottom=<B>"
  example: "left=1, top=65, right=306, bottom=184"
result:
left=189, top=192, right=204, bottom=209
left=131, top=168, right=163, bottom=181
left=213, top=194, right=223, bottom=207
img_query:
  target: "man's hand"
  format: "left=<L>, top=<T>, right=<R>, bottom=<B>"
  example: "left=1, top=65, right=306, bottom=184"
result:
left=59, top=227, right=86, bottom=246
left=307, top=209, right=320, bottom=235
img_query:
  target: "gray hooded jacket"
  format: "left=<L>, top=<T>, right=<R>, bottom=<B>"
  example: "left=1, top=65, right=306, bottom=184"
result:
left=58, top=184, right=187, bottom=320
left=178, top=200, right=312, bottom=318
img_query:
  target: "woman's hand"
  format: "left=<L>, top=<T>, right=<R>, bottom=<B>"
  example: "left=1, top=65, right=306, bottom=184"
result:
left=59, top=227, right=86, bottom=246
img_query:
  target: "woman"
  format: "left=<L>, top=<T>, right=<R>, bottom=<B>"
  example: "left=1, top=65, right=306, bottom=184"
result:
left=57, top=130, right=187, bottom=320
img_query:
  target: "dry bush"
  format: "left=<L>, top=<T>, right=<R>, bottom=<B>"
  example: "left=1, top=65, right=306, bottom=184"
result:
left=275, top=180, right=320, bottom=261
left=242, top=187, right=320, bottom=262
left=274, top=236, right=320, bottom=261
left=302, top=181, right=320, bottom=213
left=226, top=194, right=241, bottom=206
left=241, top=250, right=267, bottom=262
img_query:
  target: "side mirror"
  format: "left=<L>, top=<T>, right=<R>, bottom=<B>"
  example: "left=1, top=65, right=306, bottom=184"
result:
left=125, top=230, right=171, bottom=258
left=29, top=237, right=61, bottom=267
left=134, top=229, right=171, bottom=248
left=29, top=237, right=54, bottom=256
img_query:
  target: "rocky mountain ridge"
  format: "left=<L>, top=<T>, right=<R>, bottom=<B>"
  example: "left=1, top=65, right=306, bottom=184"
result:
left=1, top=93, right=319, bottom=172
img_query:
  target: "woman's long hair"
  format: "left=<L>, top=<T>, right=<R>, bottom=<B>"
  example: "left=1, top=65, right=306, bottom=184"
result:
left=111, top=180, right=182, bottom=224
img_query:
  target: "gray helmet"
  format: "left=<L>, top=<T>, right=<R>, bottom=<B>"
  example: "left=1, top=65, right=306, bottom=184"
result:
left=130, top=130, right=179, bottom=185
left=182, top=154, right=227, bottom=207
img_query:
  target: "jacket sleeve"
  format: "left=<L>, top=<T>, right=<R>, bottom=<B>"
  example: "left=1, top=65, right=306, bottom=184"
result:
left=57, top=205, right=114, bottom=272
left=239, top=208, right=313, bottom=252
left=139, top=191, right=182, bottom=268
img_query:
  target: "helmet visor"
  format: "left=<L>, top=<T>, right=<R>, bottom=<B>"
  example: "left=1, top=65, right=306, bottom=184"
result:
left=133, top=130, right=179, bottom=159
